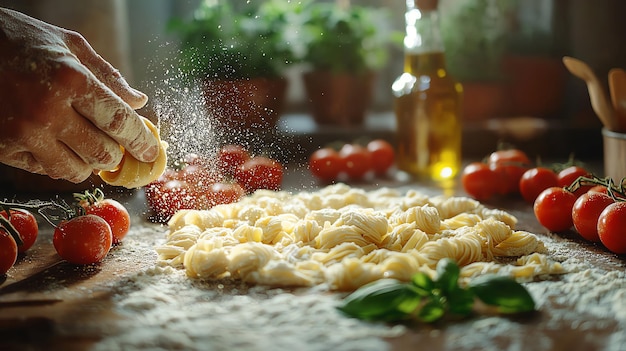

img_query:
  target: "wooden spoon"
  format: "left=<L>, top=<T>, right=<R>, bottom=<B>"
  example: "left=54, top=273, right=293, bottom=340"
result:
left=563, top=56, right=619, bottom=131
left=608, top=68, right=626, bottom=132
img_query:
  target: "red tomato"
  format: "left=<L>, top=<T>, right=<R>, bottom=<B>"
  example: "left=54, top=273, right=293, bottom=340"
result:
left=533, top=187, right=577, bottom=232
left=145, top=179, right=194, bottom=222
left=309, top=148, right=343, bottom=182
left=235, top=156, right=284, bottom=192
left=488, top=149, right=531, bottom=195
left=572, top=192, right=615, bottom=242
left=597, top=202, right=626, bottom=254
left=366, top=139, right=395, bottom=175
left=588, top=185, right=608, bottom=194
left=218, top=144, right=250, bottom=176
left=0, top=209, right=38, bottom=253
left=557, top=166, right=592, bottom=197
left=339, top=144, right=372, bottom=180
left=82, top=198, right=130, bottom=245
left=0, top=229, right=18, bottom=275
left=195, top=182, right=245, bottom=208
left=53, top=215, right=113, bottom=265
left=519, top=167, right=559, bottom=204
left=461, top=162, right=499, bottom=201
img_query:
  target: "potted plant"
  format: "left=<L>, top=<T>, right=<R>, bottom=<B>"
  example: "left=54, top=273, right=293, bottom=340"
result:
left=169, top=0, right=303, bottom=132
left=501, top=0, right=568, bottom=118
left=439, top=0, right=516, bottom=121
left=299, top=2, right=390, bottom=126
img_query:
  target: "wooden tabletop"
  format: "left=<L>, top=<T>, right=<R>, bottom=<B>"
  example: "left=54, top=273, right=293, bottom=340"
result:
left=1, top=165, right=625, bottom=351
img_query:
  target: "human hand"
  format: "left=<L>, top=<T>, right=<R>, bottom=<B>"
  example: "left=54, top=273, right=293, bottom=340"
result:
left=0, top=8, right=160, bottom=183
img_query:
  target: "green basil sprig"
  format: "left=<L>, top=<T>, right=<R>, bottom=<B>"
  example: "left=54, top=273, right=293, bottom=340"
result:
left=337, top=258, right=535, bottom=323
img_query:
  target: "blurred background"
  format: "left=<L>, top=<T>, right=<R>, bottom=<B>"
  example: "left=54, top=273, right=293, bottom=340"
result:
left=1, top=0, right=625, bottom=161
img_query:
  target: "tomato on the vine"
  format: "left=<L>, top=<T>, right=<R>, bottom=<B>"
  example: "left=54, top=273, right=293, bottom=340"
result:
left=533, top=187, right=577, bottom=232
left=366, top=139, right=395, bottom=175
left=309, top=148, right=343, bottom=182
left=519, top=167, right=559, bottom=204
left=339, top=144, right=372, bottom=180
left=557, top=166, right=592, bottom=197
left=461, top=162, right=499, bottom=201
left=53, top=215, right=113, bottom=265
left=81, top=198, right=130, bottom=245
left=1, top=209, right=38, bottom=253
left=0, top=230, right=17, bottom=275
left=235, top=156, right=284, bottom=192
left=218, top=144, right=250, bottom=176
left=572, top=192, right=615, bottom=242
left=597, top=202, right=626, bottom=254
left=488, top=149, right=531, bottom=195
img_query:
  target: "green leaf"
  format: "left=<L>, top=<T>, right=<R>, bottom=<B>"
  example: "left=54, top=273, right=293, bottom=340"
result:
left=337, top=279, right=422, bottom=322
left=446, top=287, right=475, bottom=316
left=468, top=275, right=536, bottom=313
left=435, top=258, right=460, bottom=294
left=417, top=298, right=445, bottom=323
left=411, top=272, right=435, bottom=295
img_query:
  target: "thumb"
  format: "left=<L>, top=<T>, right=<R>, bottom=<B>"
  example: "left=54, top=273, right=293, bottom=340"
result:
left=63, top=30, right=148, bottom=109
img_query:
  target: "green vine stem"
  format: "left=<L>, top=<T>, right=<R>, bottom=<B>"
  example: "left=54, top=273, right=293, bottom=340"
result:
left=566, top=175, right=626, bottom=201
left=0, top=199, right=78, bottom=245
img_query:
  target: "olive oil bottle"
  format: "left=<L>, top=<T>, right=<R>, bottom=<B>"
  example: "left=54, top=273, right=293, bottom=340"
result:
left=392, top=0, right=463, bottom=182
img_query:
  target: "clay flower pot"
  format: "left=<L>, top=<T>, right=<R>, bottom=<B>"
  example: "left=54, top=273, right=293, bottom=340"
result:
left=303, top=71, right=375, bottom=127
left=202, top=77, right=288, bottom=131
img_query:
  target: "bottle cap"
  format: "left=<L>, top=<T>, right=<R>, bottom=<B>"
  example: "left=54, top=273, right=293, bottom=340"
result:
left=415, top=0, right=438, bottom=11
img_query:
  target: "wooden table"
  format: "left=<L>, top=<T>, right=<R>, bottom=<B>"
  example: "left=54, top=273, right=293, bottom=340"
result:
left=1, top=164, right=625, bottom=351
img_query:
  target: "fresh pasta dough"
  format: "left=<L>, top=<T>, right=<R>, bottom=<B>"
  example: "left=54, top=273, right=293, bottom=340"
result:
left=99, top=117, right=168, bottom=189
left=156, top=184, right=564, bottom=291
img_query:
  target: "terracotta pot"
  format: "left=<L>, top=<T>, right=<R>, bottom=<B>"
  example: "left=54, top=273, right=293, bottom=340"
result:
left=502, top=55, right=567, bottom=118
left=202, top=77, right=288, bottom=131
left=303, top=71, right=375, bottom=126
left=461, top=81, right=511, bottom=121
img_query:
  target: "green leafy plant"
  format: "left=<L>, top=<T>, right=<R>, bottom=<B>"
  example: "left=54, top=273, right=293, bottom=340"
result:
left=168, top=0, right=305, bottom=80
left=337, top=258, right=536, bottom=323
left=299, top=2, right=390, bottom=74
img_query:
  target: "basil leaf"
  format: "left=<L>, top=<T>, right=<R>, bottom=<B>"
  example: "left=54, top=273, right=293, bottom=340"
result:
left=417, top=297, right=445, bottom=323
left=435, top=258, right=460, bottom=294
left=468, top=275, right=536, bottom=313
left=337, top=279, right=422, bottom=321
left=411, top=272, right=435, bottom=296
left=446, top=287, right=475, bottom=316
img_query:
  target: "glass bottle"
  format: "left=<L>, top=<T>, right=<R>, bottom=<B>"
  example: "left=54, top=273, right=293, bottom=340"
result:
left=392, top=0, right=463, bottom=182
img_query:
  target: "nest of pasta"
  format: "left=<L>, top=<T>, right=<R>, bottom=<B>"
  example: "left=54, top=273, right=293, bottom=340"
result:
left=156, top=184, right=564, bottom=291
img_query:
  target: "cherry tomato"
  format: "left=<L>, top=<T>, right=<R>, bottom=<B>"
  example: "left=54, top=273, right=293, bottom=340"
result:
left=366, top=139, right=395, bottom=175
left=218, top=144, right=250, bottom=176
left=519, top=167, right=559, bottom=204
left=0, top=209, right=38, bottom=253
left=82, top=198, right=130, bottom=245
left=195, top=182, right=245, bottom=208
left=461, top=162, right=499, bottom=201
left=309, top=148, right=343, bottom=182
left=588, top=185, right=608, bottom=194
left=597, top=202, right=626, bottom=254
left=339, top=144, right=372, bottom=180
left=488, top=149, right=531, bottom=195
left=572, top=192, right=614, bottom=242
left=533, top=187, right=577, bottom=232
left=0, top=230, right=18, bottom=275
left=557, top=166, right=592, bottom=197
left=145, top=179, right=194, bottom=222
left=235, top=156, right=284, bottom=192
left=53, top=215, right=113, bottom=265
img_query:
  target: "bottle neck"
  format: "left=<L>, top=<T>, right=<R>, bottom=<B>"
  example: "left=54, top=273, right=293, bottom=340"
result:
left=403, top=6, right=444, bottom=55
left=403, top=5, right=446, bottom=74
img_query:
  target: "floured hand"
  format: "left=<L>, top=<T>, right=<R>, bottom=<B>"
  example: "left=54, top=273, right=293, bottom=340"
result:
left=0, top=8, right=160, bottom=183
